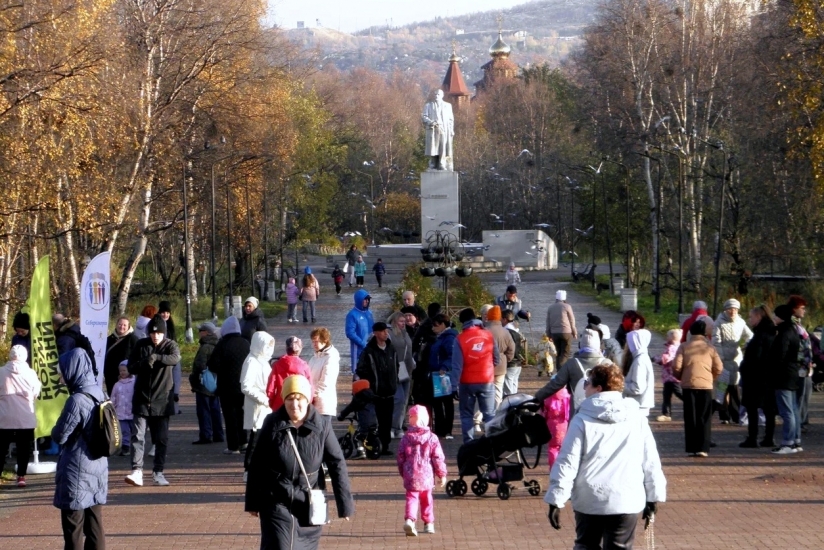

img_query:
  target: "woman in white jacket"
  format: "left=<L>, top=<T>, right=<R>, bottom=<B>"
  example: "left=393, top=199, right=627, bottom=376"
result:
left=623, top=329, right=655, bottom=417
left=241, top=331, right=275, bottom=479
left=308, top=327, right=340, bottom=419
left=546, top=364, right=666, bottom=548
left=713, top=298, right=753, bottom=424
left=0, top=345, right=42, bottom=487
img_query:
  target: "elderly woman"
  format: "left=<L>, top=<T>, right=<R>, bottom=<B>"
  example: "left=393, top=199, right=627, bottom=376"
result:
left=739, top=305, right=777, bottom=448
left=242, top=331, right=276, bottom=479
left=104, top=316, right=139, bottom=395
left=388, top=312, right=416, bottom=439
left=52, top=349, right=108, bottom=549
left=673, top=320, right=724, bottom=456
left=713, top=298, right=754, bottom=424
left=308, top=327, right=341, bottom=421
left=546, top=364, right=666, bottom=548
left=0, top=345, right=42, bottom=488
left=246, top=375, right=354, bottom=550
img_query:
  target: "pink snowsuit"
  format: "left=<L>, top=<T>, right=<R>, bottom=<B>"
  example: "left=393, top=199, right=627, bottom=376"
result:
left=543, top=387, right=571, bottom=469
left=397, top=406, right=447, bottom=525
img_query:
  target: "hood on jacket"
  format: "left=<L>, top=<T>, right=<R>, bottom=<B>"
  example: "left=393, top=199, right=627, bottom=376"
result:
left=9, top=344, right=28, bottom=364
left=354, top=289, right=371, bottom=311
left=58, top=348, right=98, bottom=394
left=627, top=329, right=651, bottom=357
left=250, top=331, right=275, bottom=360
left=403, top=425, right=435, bottom=445
left=116, top=375, right=136, bottom=386
left=221, top=316, right=241, bottom=336
left=135, top=315, right=151, bottom=331
left=577, top=390, right=638, bottom=424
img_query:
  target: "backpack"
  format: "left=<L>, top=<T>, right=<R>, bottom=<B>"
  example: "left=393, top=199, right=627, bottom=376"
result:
left=80, top=392, right=121, bottom=458
left=201, top=366, right=218, bottom=393
left=506, top=328, right=526, bottom=365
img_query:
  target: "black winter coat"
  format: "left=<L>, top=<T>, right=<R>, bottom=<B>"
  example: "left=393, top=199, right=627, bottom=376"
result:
left=355, top=338, right=398, bottom=398
left=240, top=308, right=267, bottom=342
left=128, top=337, right=181, bottom=417
left=189, top=334, right=219, bottom=396
left=104, top=332, right=139, bottom=395
left=208, top=333, right=251, bottom=397
left=739, top=317, right=776, bottom=406
left=769, top=320, right=801, bottom=391
left=245, top=406, right=354, bottom=550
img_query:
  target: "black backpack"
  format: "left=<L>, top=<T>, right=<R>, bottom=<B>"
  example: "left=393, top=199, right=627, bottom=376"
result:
left=507, top=327, right=526, bottom=365
left=80, top=392, right=122, bottom=458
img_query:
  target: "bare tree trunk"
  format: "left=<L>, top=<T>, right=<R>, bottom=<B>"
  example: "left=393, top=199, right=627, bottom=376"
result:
left=115, top=183, right=153, bottom=314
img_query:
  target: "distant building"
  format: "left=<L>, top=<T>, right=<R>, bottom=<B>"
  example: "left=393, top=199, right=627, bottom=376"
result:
left=441, top=49, right=471, bottom=110
left=297, top=21, right=304, bottom=29
left=474, top=31, right=518, bottom=92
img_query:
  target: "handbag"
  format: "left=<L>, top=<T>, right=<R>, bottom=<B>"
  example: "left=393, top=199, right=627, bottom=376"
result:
left=200, top=367, right=217, bottom=394
left=287, top=430, right=327, bottom=525
left=432, top=373, right=452, bottom=398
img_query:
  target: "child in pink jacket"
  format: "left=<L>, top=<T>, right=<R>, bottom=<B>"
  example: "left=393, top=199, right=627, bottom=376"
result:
left=654, top=328, right=683, bottom=422
left=396, top=405, right=447, bottom=537
left=543, top=385, right=571, bottom=469
left=285, top=277, right=300, bottom=323
left=110, top=360, right=136, bottom=456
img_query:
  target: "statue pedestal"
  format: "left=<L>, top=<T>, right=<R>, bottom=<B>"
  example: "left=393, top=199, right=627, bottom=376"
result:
left=421, top=170, right=460, bottom=245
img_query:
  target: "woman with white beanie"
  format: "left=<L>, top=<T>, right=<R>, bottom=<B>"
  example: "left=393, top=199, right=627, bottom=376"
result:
left=713, top=298, right=753, bottom=424
left=546, top=289, right=578, bottom=365
left=0, top=345, right=42, bottom=487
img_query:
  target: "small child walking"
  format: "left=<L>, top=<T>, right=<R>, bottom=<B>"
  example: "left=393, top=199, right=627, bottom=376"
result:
left=372, top=258, right=386, bottom=288
left=654, top=328, right=683, bottom=422
left=536, top=334, right=558, bottom=377
left=110, top=360, right=136, bottom=456
left=285, top=277, right=299, bottom=323
left=543, top=385, right=571, bottom=468
left=397, top=405, right=447, bottom=537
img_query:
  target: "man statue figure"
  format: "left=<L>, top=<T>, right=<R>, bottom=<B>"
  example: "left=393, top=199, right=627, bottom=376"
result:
left=422, top=89, right=454, bottom=171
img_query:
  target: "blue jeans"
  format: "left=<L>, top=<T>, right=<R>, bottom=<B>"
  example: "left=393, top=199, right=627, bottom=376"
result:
left=393, top=379, right=412, bottom=430
left=195, top=392, right=225, bottom=442
left=459, top=383, right=495, bottom=443
left=775, top=389, right=801, bottom=446
left=503, top=366, right=522, bottom=397
left=302, top=300, right=316, bottom=322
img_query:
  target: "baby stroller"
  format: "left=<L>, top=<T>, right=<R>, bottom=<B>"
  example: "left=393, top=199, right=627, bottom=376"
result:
left=445, top=395, right=550, bottom=500
left=337, top=380, right=382, bottom=460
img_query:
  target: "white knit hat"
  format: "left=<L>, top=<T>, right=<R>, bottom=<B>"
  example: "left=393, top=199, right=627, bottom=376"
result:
left=556, top=290, right=567, bottom=301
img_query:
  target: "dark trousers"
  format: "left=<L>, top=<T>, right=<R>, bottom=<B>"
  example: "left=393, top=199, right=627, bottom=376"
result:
left=219, top=393, right=247, bottom=451
left=683, top=388, right=713, bottom=454
left=356, top=275, right=364, bottom=286
left=334, top=283, right=342, bottom=294
left=60, top=505, right=105, bottom=550
left=376, top=275, right=383, bottom=287
left=431, top=395, right=454, bottom=437
left=744, top=386, right=776, bottom=443
left=0, top=428, right=34, bottom=477
left=552, top=333, right=573, bottom=365
left=375, top=396, right=394, bottom=451
left=662, top=381, right=683, bottom=416
left=574, top=511, right=639, bottom=550
left=244, top=429, right=257, bottom=471
left=195, top=392, right=224, bottom=442
left=131, top=415, right=169, bottom=472
left=717, top=384, right=741, bottom=423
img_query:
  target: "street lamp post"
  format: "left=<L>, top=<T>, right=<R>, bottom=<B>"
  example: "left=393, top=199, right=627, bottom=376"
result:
left=226, top=168, right=234, bottom=315
left=182, top=163, right=193, bottom=343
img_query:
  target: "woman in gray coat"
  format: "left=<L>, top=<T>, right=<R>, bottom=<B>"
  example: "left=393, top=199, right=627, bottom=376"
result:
left=52, top=348, right=108, bottom=550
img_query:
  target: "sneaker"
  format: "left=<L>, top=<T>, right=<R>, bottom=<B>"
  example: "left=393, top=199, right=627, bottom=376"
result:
left=424, top=523, right=435, bottom=534
left=148, top=445, right=156, bottom=457
left=152, top=471, right=170, bottom=486
left=223, top=448, right=241, bottom=455
left=404, top=519, right=418, bottom=537
left=695, top=452, right=708, bottom=457
left=444, top=434, right=454, bottom=440
left=287, top=319, right=293, bottom=323
left=391, top=430, right=402, bottom=439
left=721, top=420, right=730, bottom=425
left=771, top=445, right=797, bottom=455
left=792, top=444, right=803, bottom=453
left=16, top=476, right=26, bottom=488
left=125, top=469, right=144, bottom=487
left=739, top=439, right=759, bottom=448
left=656, top=415, right=672, bottom=422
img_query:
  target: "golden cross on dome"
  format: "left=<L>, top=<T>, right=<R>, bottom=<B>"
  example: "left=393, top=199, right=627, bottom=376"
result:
left=451, top=39, right=457, bottom=56
left=496, top=13, right=503, bottom=33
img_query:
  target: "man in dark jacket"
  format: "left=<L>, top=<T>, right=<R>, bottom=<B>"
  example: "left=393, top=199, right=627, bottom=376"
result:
left=189, top=322, right=224, bottom=445
left=103, top=317, right=139, bottom=395
left=11, top=311, right=31, bottom=362
left=126, top=315, right=181, bottom=487
left=739, top=306, right=776, bottom=448
left=402, top=291, right=428, bottom=324
left=770, top=305, right=802, bottom=455
left=239, top=296, right=267, bottom=342
left=411, top=303, right=442, bottom=408
left=356, top=322, right=398, bottom=455
left=208, top=316, right=250, bottom=454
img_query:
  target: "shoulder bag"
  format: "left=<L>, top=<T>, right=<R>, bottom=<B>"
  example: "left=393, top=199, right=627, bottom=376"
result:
left=287, top=430, right=327, bottom=525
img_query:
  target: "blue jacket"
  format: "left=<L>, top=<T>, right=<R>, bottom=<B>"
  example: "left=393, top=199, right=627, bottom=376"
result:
left=345, top=289, right=373, bottom=370
left=52, top=349, right=108, bottom=511
left=429, top=328, right=458, bottom=373
left=373, top=262, right=386, bottom=276
left=354, top=261, right=367, bottom=277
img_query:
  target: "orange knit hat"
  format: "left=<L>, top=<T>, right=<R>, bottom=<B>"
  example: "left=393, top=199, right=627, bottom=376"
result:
left=487, top=305, right=502, bottom=321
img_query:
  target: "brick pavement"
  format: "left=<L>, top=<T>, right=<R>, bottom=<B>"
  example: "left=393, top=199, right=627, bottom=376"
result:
left=1, top=264, right=823, bottom=549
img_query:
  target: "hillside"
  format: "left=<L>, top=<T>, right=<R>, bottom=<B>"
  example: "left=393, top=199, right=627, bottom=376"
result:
left=282, top=0, right=599, bottom=81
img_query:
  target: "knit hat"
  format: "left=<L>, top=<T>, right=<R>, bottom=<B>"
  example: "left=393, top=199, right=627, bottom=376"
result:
left=598, top=323, right=611, bottom=340
left=197, top=322, right=218, bottom=336
left=9, top=345, right=27, bottom=363
left=372, top=321, right=389, bottom=332
left=774, top=304, right=793, bottom=322
left=12, top=312, right=29, bottom=330
left=408, top=405, right=429, bottom=428
left=304, top=266, right=312, bottom=275
left=158, top=301, right=172, bottom=314
left=722, top=298, right=741, bottom=311
left=487, top=306, right=502, bottom=322
left=459, top=308, right=476, bottom=324
left=245, top=296, right=259, bottom=309
left=427, top=302, right=442, bottom=318
left=147, top=315, right=167, bottom=335
left=556, top=290, right=566, bottom=301
left=692, top=301, right=708, bottom=311
left=281, top=374, right=312, bottom=401
left=119, top=359, right=129, bottom=367
left=586, top=312, right=602, bottom=326
left=400, top=306, right=418, bottom=315
left=506, top=285, right=518, bottom=294
left=579, top=328, right=600, bottom=351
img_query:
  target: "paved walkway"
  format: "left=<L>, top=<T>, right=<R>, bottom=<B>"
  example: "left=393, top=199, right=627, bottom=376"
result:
left=2, top=265, right=823, bottom=549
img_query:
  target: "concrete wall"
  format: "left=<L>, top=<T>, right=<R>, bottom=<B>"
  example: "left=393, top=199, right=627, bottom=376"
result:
left=482, top=229, right=557, bottom=269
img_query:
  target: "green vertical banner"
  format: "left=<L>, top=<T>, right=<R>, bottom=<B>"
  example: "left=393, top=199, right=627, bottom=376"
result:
left=28, top=256, right=68, bottom=438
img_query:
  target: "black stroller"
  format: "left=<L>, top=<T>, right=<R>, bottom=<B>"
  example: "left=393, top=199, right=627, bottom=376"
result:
left=445, top=398, right=550, bottom=500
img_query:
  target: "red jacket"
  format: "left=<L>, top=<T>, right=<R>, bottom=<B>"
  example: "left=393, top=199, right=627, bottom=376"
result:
left=266, top=355, right=313, bottom=411
left=457, top=325, right=495, bottom=384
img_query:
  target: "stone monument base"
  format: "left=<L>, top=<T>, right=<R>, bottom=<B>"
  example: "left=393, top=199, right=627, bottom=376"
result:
left=420, top=170, right=460, bottom=245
